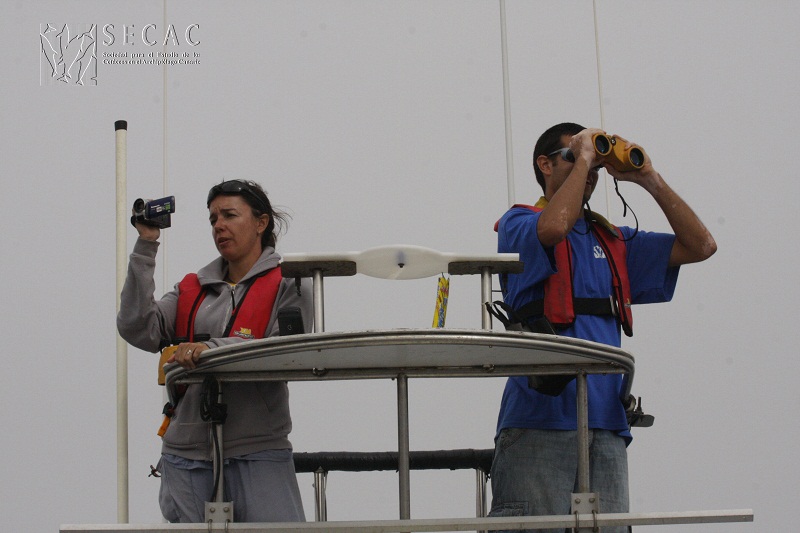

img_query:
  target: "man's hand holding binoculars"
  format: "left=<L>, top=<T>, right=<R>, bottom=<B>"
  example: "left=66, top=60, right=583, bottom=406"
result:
left=601, top=134, right=673, bottom=199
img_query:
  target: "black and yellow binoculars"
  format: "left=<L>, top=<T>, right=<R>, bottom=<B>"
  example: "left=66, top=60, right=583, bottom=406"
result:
left=591, top=133, right=645, bottom=172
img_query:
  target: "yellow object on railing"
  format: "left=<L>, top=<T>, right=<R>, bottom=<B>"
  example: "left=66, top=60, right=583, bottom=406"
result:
left=158, top=345, right=178, bottom=386
left=432, top=275, right=450, bottom=328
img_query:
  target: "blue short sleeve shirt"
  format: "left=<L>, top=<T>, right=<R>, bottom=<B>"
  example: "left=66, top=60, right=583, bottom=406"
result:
left=495, top=206, right=679, bottom=441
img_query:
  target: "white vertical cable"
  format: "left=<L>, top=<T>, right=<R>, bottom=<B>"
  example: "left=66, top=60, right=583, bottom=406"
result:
left=592, top=0, right=612, bottom=218
left=162, top=0, right=169, bottom=290
left=499, top=0, right=515, bottom=207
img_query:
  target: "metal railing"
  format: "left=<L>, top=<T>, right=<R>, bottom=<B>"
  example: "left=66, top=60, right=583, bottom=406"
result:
left=292, top=449, right=494, bottom=521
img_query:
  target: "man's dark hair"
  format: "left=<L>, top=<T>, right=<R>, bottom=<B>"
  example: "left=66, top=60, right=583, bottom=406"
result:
left=532, top=122, right=586, bottom=193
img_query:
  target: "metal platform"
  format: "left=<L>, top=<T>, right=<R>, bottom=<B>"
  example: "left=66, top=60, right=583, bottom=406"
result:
left=62, top=510, right=754, bottom=531
left=162, top=328, right=635, bottom=523
left=69, top=246, right=752, bottom=531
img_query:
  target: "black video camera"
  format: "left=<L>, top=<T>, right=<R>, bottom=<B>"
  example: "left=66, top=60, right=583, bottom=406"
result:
left=131, top=196, right=176, bottom=229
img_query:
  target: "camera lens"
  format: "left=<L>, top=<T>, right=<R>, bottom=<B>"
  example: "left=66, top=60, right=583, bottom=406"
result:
left=133, top=198, right=145, bottom=212
left=629, top=148, right=645, bottom=168
left=593, top=134, right=611, bottom=155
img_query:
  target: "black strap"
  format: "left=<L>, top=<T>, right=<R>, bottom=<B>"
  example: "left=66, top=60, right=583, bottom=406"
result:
left=182, top=287, right=208, bottom=343
left=514, top=297, right=615, bottom=321
left=221, top=270, right=269, bottom=337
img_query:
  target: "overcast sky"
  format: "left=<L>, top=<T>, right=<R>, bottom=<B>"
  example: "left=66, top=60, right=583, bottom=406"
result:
left=2, top=1, right=797, bottom=531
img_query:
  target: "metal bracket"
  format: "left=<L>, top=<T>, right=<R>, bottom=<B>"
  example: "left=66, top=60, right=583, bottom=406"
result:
left=204, top=501, right=233, bottom=527
left=571, top=492, right=599, bottom=532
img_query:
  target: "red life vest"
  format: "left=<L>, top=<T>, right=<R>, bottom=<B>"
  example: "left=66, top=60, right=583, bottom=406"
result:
left=157, top=266, right=283, bottom=437
left=175, top=266, right=283, bottom=342
left=496, top=199, right=633, bottom=337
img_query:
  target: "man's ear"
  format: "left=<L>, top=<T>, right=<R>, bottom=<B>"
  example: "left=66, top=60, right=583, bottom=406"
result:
left=535, top=154, right=552, bottom=177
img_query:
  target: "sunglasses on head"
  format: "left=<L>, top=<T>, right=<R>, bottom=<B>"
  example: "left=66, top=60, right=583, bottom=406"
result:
left=547, top=147, right=603, bottom=171
left=207, top=180, right=269, bottom=213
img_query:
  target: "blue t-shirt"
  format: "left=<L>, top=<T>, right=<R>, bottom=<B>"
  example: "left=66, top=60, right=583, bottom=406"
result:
left=495, top=205, right=679, bottom=441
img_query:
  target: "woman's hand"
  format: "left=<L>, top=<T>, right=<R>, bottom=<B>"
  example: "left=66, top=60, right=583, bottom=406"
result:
left=167, top=342, right=209, bottom=370
left=132, top=203, right=161, bottom=241
left=135, top=222, right=161, bottom=241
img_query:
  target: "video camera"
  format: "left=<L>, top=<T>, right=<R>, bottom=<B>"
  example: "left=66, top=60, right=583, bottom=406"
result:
left=130, top=196, right=176, bottom=229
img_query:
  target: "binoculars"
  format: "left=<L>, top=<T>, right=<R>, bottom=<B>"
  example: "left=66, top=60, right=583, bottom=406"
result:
left=591, top=133, right=645, bottom=172
left=131, top=196, right=176, bottom=229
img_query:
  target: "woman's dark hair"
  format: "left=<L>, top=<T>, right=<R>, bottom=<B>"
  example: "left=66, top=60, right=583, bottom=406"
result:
left=207, top=179, right=288, bottom=249
left=532, top=122, right=585, bottom=193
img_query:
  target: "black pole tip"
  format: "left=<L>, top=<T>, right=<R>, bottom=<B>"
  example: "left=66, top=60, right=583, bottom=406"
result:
left=115, top=120, right=128, bottom=131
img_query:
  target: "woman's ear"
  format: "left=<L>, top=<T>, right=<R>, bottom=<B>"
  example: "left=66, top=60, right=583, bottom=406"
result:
left=257, top=214, right=270, bottom=234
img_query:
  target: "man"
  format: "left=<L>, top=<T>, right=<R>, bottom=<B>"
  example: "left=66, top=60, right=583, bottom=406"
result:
left=488, top=123, right=716, bottom=532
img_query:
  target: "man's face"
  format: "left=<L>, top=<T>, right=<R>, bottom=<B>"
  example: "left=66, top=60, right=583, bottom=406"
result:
left=546, top=134, right=599, bottom=203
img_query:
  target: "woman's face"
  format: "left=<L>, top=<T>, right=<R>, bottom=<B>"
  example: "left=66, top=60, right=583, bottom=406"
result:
left=208, top=194, right=268, bottom=266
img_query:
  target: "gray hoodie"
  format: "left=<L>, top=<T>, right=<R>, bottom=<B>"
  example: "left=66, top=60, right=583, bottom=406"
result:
left=117, top=237, right=313, bottom=460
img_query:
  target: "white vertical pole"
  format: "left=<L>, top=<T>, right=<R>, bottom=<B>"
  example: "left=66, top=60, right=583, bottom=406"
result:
left=499, top=0, right=516, bottom=207
left=114, top=120, right=129, bottom=523
left=162, top=0, right=170, bottom=290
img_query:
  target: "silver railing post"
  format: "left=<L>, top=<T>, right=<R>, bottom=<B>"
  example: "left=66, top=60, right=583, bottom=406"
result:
left=312, top=269, right=324, bottom=333
left=480, top=266, right=492, bottom=330
left=313, top=468, right=327, bottom=521
left=397, top=373, right=411, bottom=519
left=576, top=371, right=590, bottom=494
left=476, top=469, right=488, bottom=518
left=213, top=380, right=225, bottom=503
left=205, top=379, right=233, bottom=525
left=476, top=468, right=489, bottom=533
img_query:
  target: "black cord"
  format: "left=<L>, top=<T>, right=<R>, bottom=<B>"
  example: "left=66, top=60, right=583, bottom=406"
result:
left=200, top=376, right=217, bottom=422
left=612, top=178, right=639, bottom=241
left=200, top=376, right=227, bottom=500
left=210, top=419, right=222, bottom=499
left=581, top=184, right=640, bottom=242
left=571, top=201, right=592, bottom=235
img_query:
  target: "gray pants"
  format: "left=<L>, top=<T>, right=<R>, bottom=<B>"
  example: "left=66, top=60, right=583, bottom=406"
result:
left=489, top=428, right=629, bottom=533
left=158, top=450, right=306, bottom=523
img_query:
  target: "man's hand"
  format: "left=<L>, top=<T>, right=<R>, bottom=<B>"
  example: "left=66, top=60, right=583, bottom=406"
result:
left=569, top=128, right=606, bottom=169
left=605, top=135, right=717, bottom=266
left=604, top=135, right=660, bottom=192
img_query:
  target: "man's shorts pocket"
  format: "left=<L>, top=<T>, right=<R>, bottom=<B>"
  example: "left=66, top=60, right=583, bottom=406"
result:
left=488, top=501, right=528, bottom=533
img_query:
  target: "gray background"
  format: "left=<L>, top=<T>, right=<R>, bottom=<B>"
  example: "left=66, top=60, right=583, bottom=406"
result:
left=2, top=1, right=795, bottom=531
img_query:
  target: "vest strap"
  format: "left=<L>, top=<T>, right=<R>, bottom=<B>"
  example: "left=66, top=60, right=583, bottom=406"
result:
left=515, top=297, right=617, bottom=321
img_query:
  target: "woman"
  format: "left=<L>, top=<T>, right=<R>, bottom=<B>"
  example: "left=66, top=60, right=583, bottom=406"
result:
left=117, top=179, right=311, bottom=523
